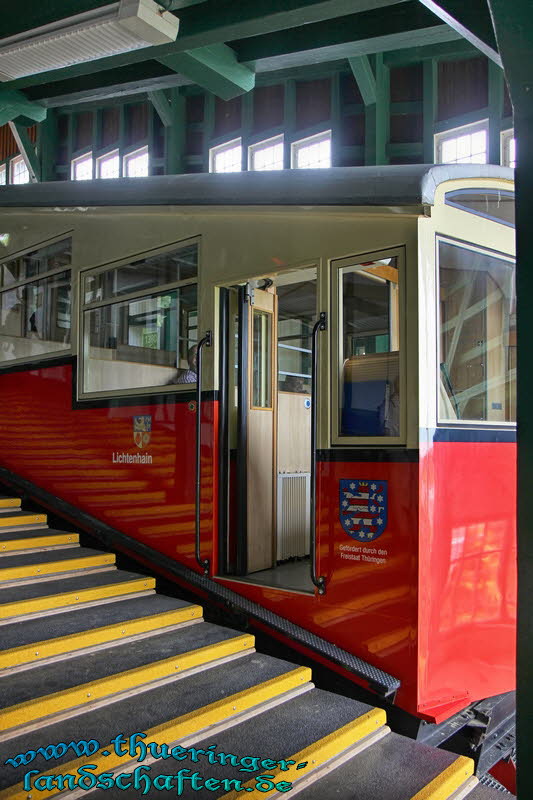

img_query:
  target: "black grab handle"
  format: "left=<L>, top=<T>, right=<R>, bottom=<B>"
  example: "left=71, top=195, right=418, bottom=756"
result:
left=195, top=331, right=212, bottom=575
left=310, top=312, right=327, bottom=595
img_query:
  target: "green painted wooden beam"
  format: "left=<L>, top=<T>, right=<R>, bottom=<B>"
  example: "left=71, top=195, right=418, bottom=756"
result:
left=4, top=0, right=395, bottom=92
left=417, top=0, right=501, bottom=66
left=422, top=58, right=437, bottom=161
left=148, top=89, right=173, bottom=126
left=348, top=56, right=376, bottom=106
left=487, top=5, right=533, bottom=797
left=384, top=39, right=476, bottom=64
left=375, top=54, right=390, bottom=165
left=38, top=111, right=59, bottom=182
left=165, top=88, right=186, bottom=173
left=7, top=121, right=40, bottom=181
left=487, top=59, right=503, bottom=165
left=158, top=44, right=255, bottom=100
left=0, top=89, right=46, bottom=127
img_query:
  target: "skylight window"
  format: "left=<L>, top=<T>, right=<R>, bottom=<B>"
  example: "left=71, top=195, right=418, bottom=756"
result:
left=209, top=139, right=242, bottom=173
left=97, top=150, right=120, bottom=179
left=71, top=152, right=93, bottom=180
left=501, top=129, right=516, bottom=168
left=249, top=135, right=284, bottom=171
left=435, top=122, right=488, bottom=165
left=10, top=155, right=30, bottom=184
left=291, top=131, right=331, bottom=169
left=123, top=146, right=149, bottom=177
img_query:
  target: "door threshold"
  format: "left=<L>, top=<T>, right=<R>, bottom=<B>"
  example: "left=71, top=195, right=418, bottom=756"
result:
left=215, top=574, right=315, bottom=597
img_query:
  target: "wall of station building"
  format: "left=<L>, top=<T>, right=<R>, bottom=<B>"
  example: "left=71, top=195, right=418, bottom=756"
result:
left=0, top=51, right=514, bottom=180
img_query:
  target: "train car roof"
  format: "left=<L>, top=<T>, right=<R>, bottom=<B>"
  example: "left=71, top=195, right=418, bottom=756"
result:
left=0, top=164, right=513, bottom=209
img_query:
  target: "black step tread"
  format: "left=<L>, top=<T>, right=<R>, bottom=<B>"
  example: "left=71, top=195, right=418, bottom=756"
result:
left=281, top=729, right=464, bottom=800
left=0, top=652, right=303, bottom=789
left=0, top=546, right=111, bottom=569
left=0, top=528, right=78, bottom=543
left=0, top=594, right=194, bottom=651
left=0, top=569, right=148, bottom=606
left=0, top=621, right=244, bottom=708
left=93, top=688, right=378, bottom=800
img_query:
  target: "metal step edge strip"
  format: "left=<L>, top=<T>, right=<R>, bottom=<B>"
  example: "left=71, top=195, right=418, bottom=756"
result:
left=0, top=589, right=156, bottom=626
left=0, top=648, right=255, bottom=743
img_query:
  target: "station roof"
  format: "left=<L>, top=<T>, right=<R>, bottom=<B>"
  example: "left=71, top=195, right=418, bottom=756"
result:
left=0, top=164, right=514, bottom=209
left=0, top=1, right=498, bottom=114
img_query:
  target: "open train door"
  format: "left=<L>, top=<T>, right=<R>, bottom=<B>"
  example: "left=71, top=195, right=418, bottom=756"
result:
left=219, top=271, right=317, bottom=591
left=236, top=282, right=278, bottom=574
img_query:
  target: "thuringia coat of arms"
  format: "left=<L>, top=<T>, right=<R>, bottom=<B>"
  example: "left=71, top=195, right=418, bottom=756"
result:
left=339, top=479, right=388, bottom=541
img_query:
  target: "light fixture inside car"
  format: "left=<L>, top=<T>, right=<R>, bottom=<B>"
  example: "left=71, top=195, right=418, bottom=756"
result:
left=0, top=0, right=180, bottom=82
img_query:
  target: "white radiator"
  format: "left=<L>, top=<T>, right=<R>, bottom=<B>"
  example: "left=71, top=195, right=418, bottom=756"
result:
left=276, top=473, right=310, bottom=560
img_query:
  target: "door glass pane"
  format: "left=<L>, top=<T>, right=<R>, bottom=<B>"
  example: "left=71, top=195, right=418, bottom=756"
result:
left=339, top=257, right=400, bottom=436
left=252, top=309, right=272, bottom=408
left=439, top=240, right=515, bottom=422
left=277, top=269, right=316, bottom=393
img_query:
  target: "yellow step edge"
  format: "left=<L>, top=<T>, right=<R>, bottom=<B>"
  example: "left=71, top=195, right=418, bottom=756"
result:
left=0, top=514, right=46, bottom=528
left=0, top=553, right=115, bottom=582
left=0, top=604, right=203, bottom=669
left=0, top=576, right=156, bottom=619
left=410, top=756, right=474, bottom=800
left=0, top=499, right=21, bottom=509
left=219, top=707, right=387, bottom=800
left=0, top=634, right=255, bottom=732
left=0, top=666, right=311, bottom=800
left=0, top=533, right=79, bottom=553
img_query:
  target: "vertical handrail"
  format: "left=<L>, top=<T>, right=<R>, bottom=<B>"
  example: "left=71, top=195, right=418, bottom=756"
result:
left=195, top=330, right=212, bottom=575
left=310, top=311, right=327, bottom=595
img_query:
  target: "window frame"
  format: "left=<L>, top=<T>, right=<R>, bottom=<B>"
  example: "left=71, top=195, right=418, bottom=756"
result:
left=78, top=235, right=200, bottom=402
left=0, top=163, right=6, bottom=185
left=291, top=130, right=332, bottom=169
left=123, top=145, right=149, bottom=178
left=96, top=149, right=120, bottom=179
left=501, top=128, right=516, bottom=168
left=331, top=246, right=406, bottom=446
left=0, top=232, right=74, bottom=370
left=71, top=151, right=94, bottom=181
left=435, top=234, right=516, bottom=428
left=248, top=135, right=284, bottom=172
left=434, top=120, right=489, bottom=165
left=209, top=138, right=243, bottom=174
left=10, top=154, right=30, bottom=185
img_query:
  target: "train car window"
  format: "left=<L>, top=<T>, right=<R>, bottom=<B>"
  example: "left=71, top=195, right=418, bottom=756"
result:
left=338, top=256, right=400, bottom=437
left=444, top=189, right=515, bottom=227
left=438, top=239, right=516, bottom=424
left=81, top=241, right=198, bottom=396
left=83, top=243, right=197, bottom=303
left=0, top=238, right=72, bottom=365
left=0, top=238, right=71, bottom=287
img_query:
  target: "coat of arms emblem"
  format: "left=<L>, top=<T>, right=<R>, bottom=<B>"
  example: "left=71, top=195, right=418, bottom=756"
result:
left=133, top=415, right=152, bottom=449
left=339, top=479, right=388, bottom=541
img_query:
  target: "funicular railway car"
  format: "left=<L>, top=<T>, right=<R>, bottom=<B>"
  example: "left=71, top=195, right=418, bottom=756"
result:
left=0, top=165, right=516, bottom=773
